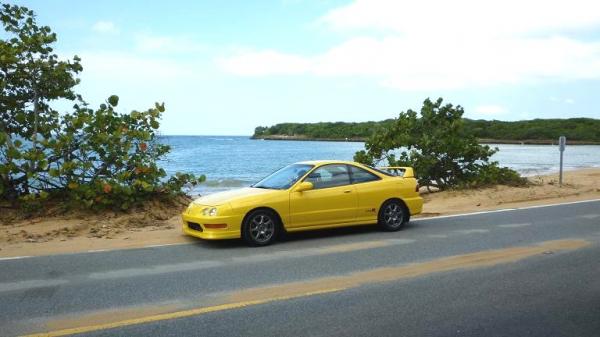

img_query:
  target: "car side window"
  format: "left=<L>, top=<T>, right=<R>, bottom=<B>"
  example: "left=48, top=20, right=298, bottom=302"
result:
left=349, top=165, right=380, bottom=184
left=305, top=164, right=351, bottom=189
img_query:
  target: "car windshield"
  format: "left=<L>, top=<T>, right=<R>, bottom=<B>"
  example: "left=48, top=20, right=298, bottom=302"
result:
left=253, top=164, right=314, bottom=190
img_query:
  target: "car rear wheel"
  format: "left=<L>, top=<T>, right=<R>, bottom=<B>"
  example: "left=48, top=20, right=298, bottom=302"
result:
left=378, top=199, right=407, bottom=231
left=242, top=209, right=278, bottom=246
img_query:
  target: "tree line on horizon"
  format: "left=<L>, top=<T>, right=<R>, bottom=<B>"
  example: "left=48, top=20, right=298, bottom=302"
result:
left=254, top=117, right=600, bottom=143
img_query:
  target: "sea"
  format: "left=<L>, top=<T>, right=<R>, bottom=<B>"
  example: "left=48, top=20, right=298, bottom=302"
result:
left=158, top=136, right=600, bottom=195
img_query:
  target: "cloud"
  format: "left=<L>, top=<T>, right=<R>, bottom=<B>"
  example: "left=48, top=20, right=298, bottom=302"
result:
left=319, top=0, right=600, bottom=36
left=78, top=51, right=193, bottom=81
left=218, top=50, right=311, bottom=76
left=134, top=34, right=207, bottom=53
left=549, top=96, right=576, bottom=104
left=92, top=21, right=119, bottom=34
left=474, top=105, right=507, bottom=116
left=219, top=36, right=600, bottom=90
left=218, top=0, right=600, bottom=90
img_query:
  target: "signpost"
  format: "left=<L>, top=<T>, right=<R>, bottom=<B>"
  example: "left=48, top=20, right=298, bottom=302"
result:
left=559, top=136, right=566, bottom=186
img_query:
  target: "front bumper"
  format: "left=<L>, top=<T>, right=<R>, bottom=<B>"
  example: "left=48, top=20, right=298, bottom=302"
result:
left=181, top=212, right=242, bottom=240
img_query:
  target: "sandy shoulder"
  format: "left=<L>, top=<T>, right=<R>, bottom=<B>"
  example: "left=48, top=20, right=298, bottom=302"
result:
left=1, top=168, right=599, bottom=258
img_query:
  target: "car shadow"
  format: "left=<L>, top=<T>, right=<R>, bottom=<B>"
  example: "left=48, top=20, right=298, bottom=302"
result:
left=189, top=222, right=417, bottom=249
left=281, top=221, right=417, bottom=243
left=280, top=224, right=379, bottom=243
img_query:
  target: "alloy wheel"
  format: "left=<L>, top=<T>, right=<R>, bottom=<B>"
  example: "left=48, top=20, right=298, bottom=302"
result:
left=249, top=214, right=275, bottom=244
left=383, top=203, right=404, bottom=228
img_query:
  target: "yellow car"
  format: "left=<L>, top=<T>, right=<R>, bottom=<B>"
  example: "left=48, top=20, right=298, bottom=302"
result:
left=182, top=160, right=423, bottom=246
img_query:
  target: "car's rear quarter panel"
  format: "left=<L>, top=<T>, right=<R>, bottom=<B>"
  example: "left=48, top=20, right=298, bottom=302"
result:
left=354, top=175, right=423, bottom=222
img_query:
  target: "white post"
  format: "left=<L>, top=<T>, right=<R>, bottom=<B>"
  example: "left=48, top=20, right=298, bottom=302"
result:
left=558, top=136, right=566, bottom=186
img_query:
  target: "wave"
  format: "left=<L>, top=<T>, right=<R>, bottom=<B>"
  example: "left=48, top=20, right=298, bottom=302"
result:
left=202, top=178, right=252, bottom=188
left=208, top=138, right=235, bottom=141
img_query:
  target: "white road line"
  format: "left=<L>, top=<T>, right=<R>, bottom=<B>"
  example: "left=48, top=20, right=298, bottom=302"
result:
left=385, top=238, right=417, bottom=245
left=0, top=256, right=32, bottom=261
left=145, top=243, right=186, bottom=248
left=413, top=198, right=600, bottom=221
left=498, top=223, right=532, bottom=228
left=578, top=214, right=600, bottom=219
left=0, top=279, right=69, bottom=293
left=453, top=229, right=490, bottom=234
left=426, top=234, right=449, bottom=238
left=87, top=249, right=108, bottom=253
left=91, top=239, right=417, bottom=280
left=88, top=260, right=225, bottom=280
left=413, top=209, right=517, bottom=221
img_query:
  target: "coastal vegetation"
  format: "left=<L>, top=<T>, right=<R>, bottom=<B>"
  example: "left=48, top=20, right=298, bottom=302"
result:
left=253, top=118, right=600, bottom=144
left=0, top=4, right=204, bottom=212
left=354, top=98, right=527, bottom=190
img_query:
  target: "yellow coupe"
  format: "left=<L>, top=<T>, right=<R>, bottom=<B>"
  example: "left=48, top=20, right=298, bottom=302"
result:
left=182, top=160, right=423, bottom=246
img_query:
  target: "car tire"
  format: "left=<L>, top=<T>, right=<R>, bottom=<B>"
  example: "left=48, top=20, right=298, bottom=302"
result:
left=378, top=199, right=407, bottom=231
left=242, top=209, right=279, bottom=246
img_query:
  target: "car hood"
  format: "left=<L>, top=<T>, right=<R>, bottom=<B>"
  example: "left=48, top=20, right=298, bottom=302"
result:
left=193, top=187, right=275, bottom=206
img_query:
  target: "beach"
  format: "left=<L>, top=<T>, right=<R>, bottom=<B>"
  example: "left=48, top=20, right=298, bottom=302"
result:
left=1, top=168, right=598, bottom=258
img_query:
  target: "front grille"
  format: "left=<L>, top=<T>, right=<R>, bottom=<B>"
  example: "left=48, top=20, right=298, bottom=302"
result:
left=188, top=222, right=203, bottom=232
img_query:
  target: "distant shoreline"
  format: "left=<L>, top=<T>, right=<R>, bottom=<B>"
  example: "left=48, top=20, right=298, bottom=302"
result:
left=251, top=135, right=600, bottom=145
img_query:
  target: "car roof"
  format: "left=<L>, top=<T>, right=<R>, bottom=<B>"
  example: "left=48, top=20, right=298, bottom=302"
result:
left=296, top=160, right=363, bottom=166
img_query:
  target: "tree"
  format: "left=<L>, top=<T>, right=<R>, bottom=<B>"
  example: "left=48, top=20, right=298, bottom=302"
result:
left=354, top=98, right=526, bottom=190
left=0, top=3, right=82, bottom=198
left=1, top=4, right=204, bottom=209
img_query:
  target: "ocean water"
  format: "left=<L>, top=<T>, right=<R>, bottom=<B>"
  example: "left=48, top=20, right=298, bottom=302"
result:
left=158, top=136, right=600, bottom=194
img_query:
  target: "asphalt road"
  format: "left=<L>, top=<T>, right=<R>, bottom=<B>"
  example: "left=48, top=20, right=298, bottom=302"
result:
left=1, top=200, right=599, bottom=337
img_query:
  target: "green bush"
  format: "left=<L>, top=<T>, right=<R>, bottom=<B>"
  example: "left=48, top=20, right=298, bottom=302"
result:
left=354, top=98, right=527, bottom=190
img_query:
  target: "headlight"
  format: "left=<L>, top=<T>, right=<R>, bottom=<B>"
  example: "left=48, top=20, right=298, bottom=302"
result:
left=202, top=207, right=218, bottom=216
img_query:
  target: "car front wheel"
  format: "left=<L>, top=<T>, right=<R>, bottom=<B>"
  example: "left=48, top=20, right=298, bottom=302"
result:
left=378, top=200, right=407, bottom=231
left=242, top=209, right=278, bottom=246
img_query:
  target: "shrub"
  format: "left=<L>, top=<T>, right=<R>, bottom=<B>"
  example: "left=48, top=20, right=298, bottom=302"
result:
left=354, top=98, right=527, bottom=190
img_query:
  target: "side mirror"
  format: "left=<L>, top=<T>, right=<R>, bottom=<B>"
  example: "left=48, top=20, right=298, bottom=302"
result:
left=294, top=181, right=314, bottom=192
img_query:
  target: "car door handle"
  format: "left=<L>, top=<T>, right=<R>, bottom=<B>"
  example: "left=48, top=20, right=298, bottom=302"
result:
left=343, top=190, right=352, bottom=193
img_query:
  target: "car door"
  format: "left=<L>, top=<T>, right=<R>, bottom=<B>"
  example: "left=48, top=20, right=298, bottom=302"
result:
left=289, top=164, right=358, bottom=227
left=348, top=164, right=385, bottom=223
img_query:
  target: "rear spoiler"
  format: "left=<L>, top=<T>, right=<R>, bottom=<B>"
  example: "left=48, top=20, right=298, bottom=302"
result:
left=379, top=167, right=415, bottom=178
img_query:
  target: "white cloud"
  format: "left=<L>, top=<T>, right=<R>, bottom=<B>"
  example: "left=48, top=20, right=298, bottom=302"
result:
left=320, top=0, right=600, bottom=36
left=92, top=21, right=119, bottom=34
left=134, top=34, right=207, bottom=53
left=549, top=96, right=576, bottom=104
left=219, top=36, right=600, bottom=90
left=79, top=51, right=193, bottom=81
left=219, top=50, right=311, bottom=76
left=218, top=0, right=600, bottom=90
left=474, top=105, right=507, bottom=116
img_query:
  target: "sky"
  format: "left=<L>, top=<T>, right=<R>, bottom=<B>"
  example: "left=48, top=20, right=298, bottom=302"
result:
left=8, top=0, right=600, bottom=135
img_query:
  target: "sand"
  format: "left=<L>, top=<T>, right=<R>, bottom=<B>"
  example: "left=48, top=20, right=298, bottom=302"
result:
left=1, top=168, right=599, bottom=258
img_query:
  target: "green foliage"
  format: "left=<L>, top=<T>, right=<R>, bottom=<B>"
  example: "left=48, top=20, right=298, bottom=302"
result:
left=1, top=94, right=206, bottom=209
left=253, top=120, right=389, bottom=140
left=0, top=4, right=204, bottom=210
left=353, top=98, right=527, bottom=190
left=463, top=118, right=600, bottom=142
left=254, top=118, right=600, bottom=143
